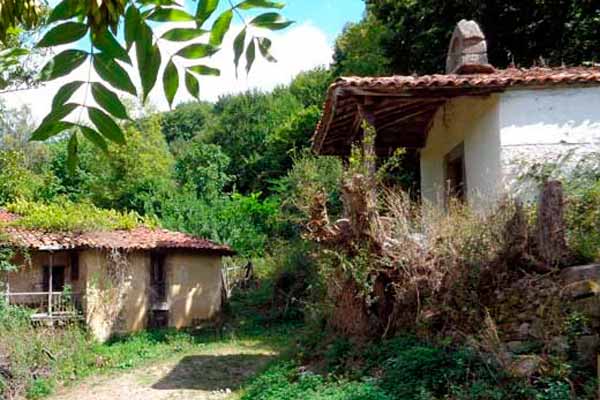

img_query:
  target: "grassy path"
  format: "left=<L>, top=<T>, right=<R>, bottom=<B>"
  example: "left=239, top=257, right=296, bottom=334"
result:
left=47, top=339, right=278, bottom=400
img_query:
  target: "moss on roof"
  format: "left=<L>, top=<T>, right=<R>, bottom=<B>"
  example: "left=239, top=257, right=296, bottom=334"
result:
left=2, top=199, right=158, bottom=232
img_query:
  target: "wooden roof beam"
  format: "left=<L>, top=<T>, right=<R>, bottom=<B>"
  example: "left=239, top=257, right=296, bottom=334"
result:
left=376, top=104, right=442, bottom=133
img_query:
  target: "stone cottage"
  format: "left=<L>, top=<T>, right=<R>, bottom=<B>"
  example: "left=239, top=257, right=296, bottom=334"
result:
left=313, top=20, right=600, bottom=208
left=0, top=209, right=234, bottom=341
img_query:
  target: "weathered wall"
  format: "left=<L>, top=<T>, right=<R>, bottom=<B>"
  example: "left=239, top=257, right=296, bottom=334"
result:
left=166, top=253, right=223, bottom=329
left=499, top=86, right=600, bottom=200
left=82, top=250, right=150, bottom=342
left=420, top=94, right=502, bottom=209
left=3, top=248, right=224, bottom=341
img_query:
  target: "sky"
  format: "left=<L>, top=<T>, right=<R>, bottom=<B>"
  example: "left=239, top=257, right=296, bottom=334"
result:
left=2, top=0, right=365, bottom=123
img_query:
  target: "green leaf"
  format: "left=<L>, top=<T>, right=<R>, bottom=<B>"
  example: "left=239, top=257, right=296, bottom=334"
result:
left=245, top=38, right=256, bottom=74
left=161, top=28, right=207, bottom=41
left=188, top=65, right=220, bottom=76
left=177, top=43, right=218, bottom=59
left=93, top=53, right=137, bottom=96
left=91, top=82, right=129, bottom=120
left=135, top=21, right=153, bottom=73
left=138, top=0, right=180, bottom=5
left=124, top=5, right=141, bottom=50
left=40, top=50, right=88, bottom=81
left=196, top=0, right=219, bottom=26
left=163, top=59, right=179, bottom=108
left=37, top=22, right=88, bottom=48
left=47, top=0, right=83, bottom=24
left=79, top=126, right=108, bottom=153
left=185, top=71, right=200, bottom=100
left=236, top=0, right=285, bottom=10
left=92, top=29, right=131, bottom=64
left=209, top=9, right=233, bottom=46
left=233, top=28, right=246, bottom=76
left=30, top=121, right=73, bottom=141
left=66, top=133, right=78, bottom=174
left=88, top=107, right=126, bottom=145
left=250, top=12, right=294, bottom=30
left=135, top=22, right=161, bottom=101
left=257, top=37, right=276, bottom=62
left=148, top=7, right=195, bottom=21
left=0, top=48, right=29, bottom=58
left=52, top=81, right=84, bottom=110
left=41, top=102, right=79, bottom=125
left=142, top=45, right=162, bottom=102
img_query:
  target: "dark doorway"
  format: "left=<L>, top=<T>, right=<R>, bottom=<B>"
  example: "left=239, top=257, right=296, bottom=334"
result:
left=444, top=143, right=466, bottom=204
left=150, top=252, right=167, bottom=303
left=42, top=266, right=66, bottom=292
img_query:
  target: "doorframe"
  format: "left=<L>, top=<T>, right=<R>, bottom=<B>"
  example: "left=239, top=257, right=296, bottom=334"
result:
left=443, top=142, right=467, bottom=206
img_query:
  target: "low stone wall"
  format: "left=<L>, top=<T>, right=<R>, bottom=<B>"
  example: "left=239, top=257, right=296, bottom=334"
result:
left=491, top=264, right=600, bottom=368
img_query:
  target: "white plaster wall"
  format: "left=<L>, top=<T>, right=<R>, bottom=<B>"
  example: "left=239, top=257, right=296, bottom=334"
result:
left=420, top=94, right=502, bottom=209
left=499, top=86, right=600, bottom=200
left=420, top=86, right=600, bottom=209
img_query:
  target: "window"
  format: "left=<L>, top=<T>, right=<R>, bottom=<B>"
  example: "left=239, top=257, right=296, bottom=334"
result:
left=70, top=252, right=79, bottom=281
left=42, top=266, right=66, bottom=292
left=444, top=143, right=466, bottom=204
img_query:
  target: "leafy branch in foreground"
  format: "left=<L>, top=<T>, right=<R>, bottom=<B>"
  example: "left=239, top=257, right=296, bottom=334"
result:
left=21, top=0, right=292, bottom=170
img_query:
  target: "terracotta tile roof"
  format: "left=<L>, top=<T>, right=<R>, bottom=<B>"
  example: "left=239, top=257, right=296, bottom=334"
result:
left=0, top=210, right=16, bottom=223
left=313, top=67, right=600, bottom=155
left=0, top=210, right=234, bottom=255
left=330, top=67, right=600, bottom=92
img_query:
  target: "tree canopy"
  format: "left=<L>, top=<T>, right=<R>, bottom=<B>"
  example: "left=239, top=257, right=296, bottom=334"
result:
left=334, top=1, right=600, bottom=76
left=0, top=0, right=293, bottom=168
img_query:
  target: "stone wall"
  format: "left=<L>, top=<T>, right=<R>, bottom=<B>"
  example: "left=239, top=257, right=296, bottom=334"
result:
left=491, top=264, right=600, bottom=368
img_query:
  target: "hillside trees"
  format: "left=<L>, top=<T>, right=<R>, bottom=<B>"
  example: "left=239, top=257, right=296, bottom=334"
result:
left=174, top=141, right=232, bottom=198
left=1, top=0, right=292, bottom=167
left=211, top=89, right=302, bottom=194
left=332, top=14, right=392, bottom=77
left=341, top=0, right=600, bottom=75
left=50, top=115, right=175, bottom=213
left=159, top=102, right=216, bottom=149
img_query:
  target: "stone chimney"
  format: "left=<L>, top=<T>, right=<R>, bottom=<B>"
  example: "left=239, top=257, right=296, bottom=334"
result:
left=445, top=20, right=495, bottom=74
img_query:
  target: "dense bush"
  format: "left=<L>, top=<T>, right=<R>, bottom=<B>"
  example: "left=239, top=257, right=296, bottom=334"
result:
left=0, top=151, right=58, bottom=204
left=155, top=190, right=279, bottom=258
left=240, top=362, right=391, bottom=400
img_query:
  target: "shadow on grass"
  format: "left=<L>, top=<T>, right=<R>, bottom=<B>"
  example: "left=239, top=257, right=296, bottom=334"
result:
left=151, top=354, right=275, bottom=391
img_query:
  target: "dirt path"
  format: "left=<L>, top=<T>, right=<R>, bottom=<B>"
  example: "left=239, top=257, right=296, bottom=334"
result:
left=48, top=343, right=277, bottom=400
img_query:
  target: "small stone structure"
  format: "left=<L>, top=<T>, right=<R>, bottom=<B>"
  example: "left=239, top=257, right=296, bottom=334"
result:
left=446, top=19, right=495, bottom=74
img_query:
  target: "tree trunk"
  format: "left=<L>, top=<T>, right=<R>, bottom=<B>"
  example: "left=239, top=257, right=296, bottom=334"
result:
left=536, top=180, right=568, bottom=268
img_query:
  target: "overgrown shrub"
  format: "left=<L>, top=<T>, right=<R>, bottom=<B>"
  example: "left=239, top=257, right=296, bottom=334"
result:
left=0, top=303, right=88, bottom=399
left=152, top=189, right=279, bottom=257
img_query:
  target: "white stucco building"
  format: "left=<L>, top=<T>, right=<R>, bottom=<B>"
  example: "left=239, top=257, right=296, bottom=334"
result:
left=420, top=85, right=600, bottom=207
left=312, top=21, right=600, bottom=209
